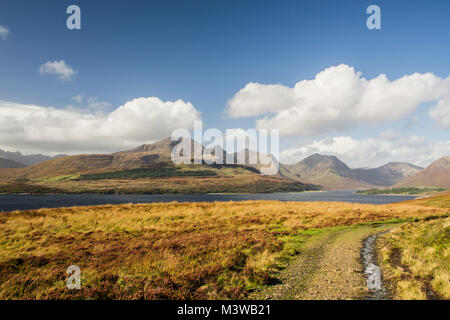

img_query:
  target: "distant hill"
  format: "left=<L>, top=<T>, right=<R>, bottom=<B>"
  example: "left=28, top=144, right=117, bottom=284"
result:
left=12, top=139, right=180, bottom=179
left=0, top=157, right=26, bottom=169
left=395, top=156, right=450, bottom=188
left=1, top=140, right=431, bottom=191
left=0, top=149, right=55, bottom=166
left=353, top=162, right=423, bottom=186
left=283, top=154, right=422, bottom=189
left=11, top=137, right=296, bottom=180
left=121, top=137, right=187, bottom=157
left=284, top=154, right=375, bottom=189
left=0, top=138, right=317, bottom=194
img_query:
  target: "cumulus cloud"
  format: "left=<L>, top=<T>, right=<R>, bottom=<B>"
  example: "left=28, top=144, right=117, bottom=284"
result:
left=0, top=25, right=9, bottom=39
left=71, top=95, right=111, bottom=109
left=87, top=97, right=112, bottom=109
left=280, top=131, right=450, bottom=168
left=39, top=60, right=77, bottom=80
left=227, top=64, right=450, bottom=136
left=429, top=97, right=450, bottom=129
left=0, top=97, right=201, bottom=154
left=72, top=94, right=83, bottom=103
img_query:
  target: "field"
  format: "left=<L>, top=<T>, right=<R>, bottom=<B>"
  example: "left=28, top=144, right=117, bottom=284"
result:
left=0, top=195, right=448, bottom=300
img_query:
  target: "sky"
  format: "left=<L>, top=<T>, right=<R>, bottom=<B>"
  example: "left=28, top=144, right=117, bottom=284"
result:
left=0, top=0, right=449, bottom=168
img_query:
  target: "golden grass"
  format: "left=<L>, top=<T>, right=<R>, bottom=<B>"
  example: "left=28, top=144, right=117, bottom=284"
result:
left=0, top=195, right=448, bottom=299
left=379, top=215, right=450, bottom=300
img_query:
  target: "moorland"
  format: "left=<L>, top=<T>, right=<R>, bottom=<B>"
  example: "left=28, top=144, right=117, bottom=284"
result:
left=0, top=194, right=448, bottom=299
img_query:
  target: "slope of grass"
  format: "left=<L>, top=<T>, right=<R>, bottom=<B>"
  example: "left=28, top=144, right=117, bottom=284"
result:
left=378, top=216, right=450, bottom=300
left=0, top=183, right=65, bottom=194
left=356, top=187, right=447, bottom=196
left=78, top=167, right=218, bottom=180
left=0, top=164, right=319, bottom=194
left=0, top=196, right=448, bottom=299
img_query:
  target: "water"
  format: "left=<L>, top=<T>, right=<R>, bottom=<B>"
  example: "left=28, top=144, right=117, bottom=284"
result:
left=0, top=190, right=417, bottom=212
left=361, top=232, right=390, bottom=300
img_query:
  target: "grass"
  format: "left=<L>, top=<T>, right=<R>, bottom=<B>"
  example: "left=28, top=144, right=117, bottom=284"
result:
left=356, top=187, right=447, bottom=196
left=0, top=195, right=448, bottom=300
left=378, top=214, right=450, bottom=300
left=78, top=167, right=218, bottom=180
left=0, top=176, right=314, bottom=195
left=37, top=174, right=81, bottom=182
left=0, top=183, right=65, bottom=194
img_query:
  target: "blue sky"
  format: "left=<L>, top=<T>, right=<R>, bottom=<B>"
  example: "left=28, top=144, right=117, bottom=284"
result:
left=0, top=0, right=449, bottom=167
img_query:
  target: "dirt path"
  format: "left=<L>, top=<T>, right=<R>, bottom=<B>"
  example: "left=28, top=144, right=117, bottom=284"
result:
left=251, top=225, right=393, bottom=300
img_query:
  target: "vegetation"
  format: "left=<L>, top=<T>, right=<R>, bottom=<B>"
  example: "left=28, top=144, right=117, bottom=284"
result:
left=78, top=167, right=218, bottom=180
left=356, top=187, right=447, bottom=196
left=0, top=164, right=319, bottom=195
left=0, top=183, right=65, bottom=194
left=0, top=195, right=448, bottom=299
left=378, top=215, right=449, bottom=300
left=0, top=177, right=314, bottom=195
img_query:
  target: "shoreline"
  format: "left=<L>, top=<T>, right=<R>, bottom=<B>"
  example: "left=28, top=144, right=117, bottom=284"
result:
left=0, top=190, right=420, bottom=213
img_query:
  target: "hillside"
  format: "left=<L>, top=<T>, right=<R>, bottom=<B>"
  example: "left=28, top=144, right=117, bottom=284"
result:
left=0, top=149, right=54, bottom=166
left=0, top=140, right=431, bottom=192
left=0, top=157, right=25, bottom=169
left=352, top=162, right=423, bottom=186
left=395, top=156, right=450, bottom=188
left=5, top=138, right=182, bottom=179
left=0, top=138, right=317, bottom=194
left=284, top=154, right=376, bottom=189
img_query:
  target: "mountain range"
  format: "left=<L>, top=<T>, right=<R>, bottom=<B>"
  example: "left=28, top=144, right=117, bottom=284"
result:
left=284, top=154, right=423, bottom=189
left=0, top=157, right=26, bottom=169
left=395, top=156, right=450, bottom=188
left=0, top=149, right=66, bottom=168
left=0, top=138, right=448, bottom=191
left=0, top=138, right=316, bottom=194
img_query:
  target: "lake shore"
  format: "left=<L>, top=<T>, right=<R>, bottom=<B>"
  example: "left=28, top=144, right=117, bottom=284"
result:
left=0, top=190, right=418, bottom=212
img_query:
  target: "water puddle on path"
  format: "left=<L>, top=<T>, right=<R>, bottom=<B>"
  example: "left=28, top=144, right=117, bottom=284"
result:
left=361, top=231, right=390, bottom=300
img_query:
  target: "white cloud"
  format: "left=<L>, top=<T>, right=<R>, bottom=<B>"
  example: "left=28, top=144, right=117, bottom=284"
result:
left=72, top=94, right=83, bottom=103
left=0, top=25, right=9, bottom=39
left=429, top=97, right=450, bottom=129
left=280, top=131, right=450, bottom=168
left=87, top=97, right=112, bottom=109
left=39, top=60, right=77, bottom=80
left=71, top=95, right=111, bottom=109
left=0, top=97, right=201, bottom=154
left=227, top=64, right=450, bottom=136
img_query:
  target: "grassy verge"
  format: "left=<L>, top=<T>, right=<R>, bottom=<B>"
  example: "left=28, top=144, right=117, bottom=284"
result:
left=356, top=187, right=447, bottom=196
left=0, top=196, right=448, bottom=299
left=378, top=215, right=450, bottom=299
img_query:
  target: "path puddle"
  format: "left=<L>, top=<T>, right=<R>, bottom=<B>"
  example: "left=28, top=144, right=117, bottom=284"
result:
left=361, top=231, right=389, bottom=300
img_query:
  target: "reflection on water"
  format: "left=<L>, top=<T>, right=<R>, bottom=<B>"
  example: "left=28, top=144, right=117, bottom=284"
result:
left=362, top=232, right=390, bottom=300
left=0, top=189, right=418, bottom=212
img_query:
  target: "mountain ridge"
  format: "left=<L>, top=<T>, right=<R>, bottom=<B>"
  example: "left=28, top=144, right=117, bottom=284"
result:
left=394, top=156, right=450, bottom=188
left=0, top=149, right=57, bottom=166
left=0, top=139, right=444, bottom=190
left=0, top=157, right=26, bottom=169
left=284, top=153, right=423, bottom=189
